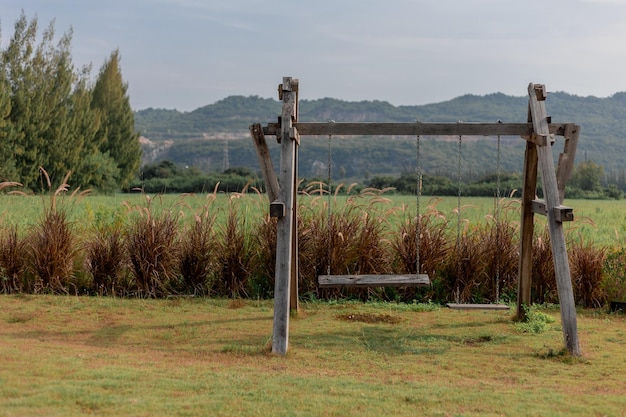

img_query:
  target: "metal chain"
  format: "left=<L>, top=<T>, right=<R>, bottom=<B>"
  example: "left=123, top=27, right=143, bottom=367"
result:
left=415, top=120, right=422, bottom=274
left=456, top=123, right=463, bottom=303
left=495, top=121, right=502, bottom=302
left=326, top=120, right=335, bottom=276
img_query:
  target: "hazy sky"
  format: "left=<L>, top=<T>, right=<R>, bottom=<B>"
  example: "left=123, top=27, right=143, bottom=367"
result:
left=3, top=0, right=626, bottom=111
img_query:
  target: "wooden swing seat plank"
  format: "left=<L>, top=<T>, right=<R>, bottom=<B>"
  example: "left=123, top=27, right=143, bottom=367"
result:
left=446, top=303, right=510, bottom=311
left=318, top=274, right=430, bottom=288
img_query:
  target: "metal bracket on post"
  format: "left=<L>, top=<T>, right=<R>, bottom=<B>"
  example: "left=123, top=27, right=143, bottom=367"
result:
left=270, top=201, right=285, bottom=218
left=290, top=126, right=300, bottom=145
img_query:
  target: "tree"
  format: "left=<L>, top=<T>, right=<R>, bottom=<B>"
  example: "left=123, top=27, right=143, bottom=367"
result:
left=69, top=72, right=121, bottom=193
left=3, top=14, right=43, bottom=189
left=1, top=14, right=92, bottom=190
left=91, top=49, right=141, bottom=189
left=0, top=47, right=16, bottom=181
left=569, top=161, right=604, bottom=192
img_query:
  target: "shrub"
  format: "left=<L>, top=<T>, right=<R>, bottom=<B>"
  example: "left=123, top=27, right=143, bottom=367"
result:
left=569, top=236, right=606, bottom=308
left=27, top=206, right=78, bottom=294
left=0, top=225, right=27, bottom=293
left=531, top=229, right=557, bottom=304
left=249, top=213, right=276, bottom=299
left=476, top=206, right=519, bottom=303
left=214, top=196, right=256, bottom=297
left=602, top=248, right=626, bottom=303
left=84, top=227, right=127, bottom=296
left=296, top=197, right=328, bottom=298
left=391, top=200, right=449, bottom=302
left=440, top=226, right=484, bottom=303
left=514, top=304, right=556, bottom=334
left=318, top=192, right=394, bottom=300
left=178, top=206, right=217, bottom=296
left=126, top=201, right=180, bottom=298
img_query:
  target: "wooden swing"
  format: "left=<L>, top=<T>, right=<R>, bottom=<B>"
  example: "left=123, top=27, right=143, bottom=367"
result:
left=446, top=128, right=510, bottom=311
left=251, top=77, right=581, bottom=356
left=317, top=122, right=430, bottom=289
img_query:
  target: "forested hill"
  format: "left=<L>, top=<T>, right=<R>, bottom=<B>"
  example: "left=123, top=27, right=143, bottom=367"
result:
left=134, top=92, right=626, bottom=180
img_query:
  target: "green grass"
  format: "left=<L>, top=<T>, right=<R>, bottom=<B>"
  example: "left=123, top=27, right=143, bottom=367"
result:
left=0, top=192, right=625, bottom=246
left=0, top=295, right=625, bottom=416
left=0, top=192, right=264, bottom=233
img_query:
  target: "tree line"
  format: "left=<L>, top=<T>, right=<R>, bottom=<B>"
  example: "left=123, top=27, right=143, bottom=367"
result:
left=138, top=157, right=621, bottom=200
left=0, top=13, right=141, bottom=193
left=367, top=160, right=622, bottom=200
left=135, top=88, right=626, bottom=195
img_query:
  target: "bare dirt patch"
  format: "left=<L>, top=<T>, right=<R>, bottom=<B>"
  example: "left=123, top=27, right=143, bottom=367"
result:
left=335, top=312, right=402, bottom=324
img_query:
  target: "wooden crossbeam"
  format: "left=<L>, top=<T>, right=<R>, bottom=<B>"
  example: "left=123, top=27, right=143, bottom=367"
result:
left=262, top=122, right=571, bottom=137
left=530, top=199, right=574, bottom=222
left=318, top=274, right=430, bottom=288
left=446, top=303, right=510, bottom=311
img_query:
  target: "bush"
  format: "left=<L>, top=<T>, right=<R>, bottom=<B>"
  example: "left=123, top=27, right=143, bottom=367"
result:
left=391, top=201, right=449, bottom=302
left=214, top=197, right=257, bottom=297
left=126, top=202, right=180, bottom=298
left=514, top=304, right=556, bottom=334
left=178, top=206, right=217, bottom=295
left=0, top=225, right=27, bottom=293
left=0, top=187, right=615, bottom=306
left=531, top=229, right=558, bottom=304
left=27, top=206, right=78, bottom=294
left=84, top=227, right=127, bottom=296
left=602, top=248, right=626, bottom=303
left=569, top=237, right=606, bottom=308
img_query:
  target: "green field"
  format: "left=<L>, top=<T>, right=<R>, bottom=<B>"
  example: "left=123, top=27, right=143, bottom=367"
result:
left=0, top=192, right=624, bottom=246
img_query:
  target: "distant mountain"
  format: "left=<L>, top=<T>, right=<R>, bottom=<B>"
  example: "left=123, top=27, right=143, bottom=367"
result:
left=134, top=92, right=626, bottom=182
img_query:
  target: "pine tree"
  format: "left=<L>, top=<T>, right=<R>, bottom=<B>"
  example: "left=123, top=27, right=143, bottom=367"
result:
left=0, top=46, right=16, bottom=181
left=67, top=70, right=121, bottom=193
left=2, top=14, right=88, bottom=190
left=3, top=14, right=41, bottom=188
left=91, top=49, right=141, bottom=189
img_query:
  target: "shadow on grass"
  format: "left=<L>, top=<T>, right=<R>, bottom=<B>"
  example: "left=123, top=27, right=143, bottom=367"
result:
left=6, top=316, right=272, bottom=349
left=88, top=324, right=133, bottom=347
left=292, top=325, right=510, bottom=356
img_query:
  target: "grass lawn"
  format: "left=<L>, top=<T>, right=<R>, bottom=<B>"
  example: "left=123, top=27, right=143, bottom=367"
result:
left=0, top=295, right=624, bottom=416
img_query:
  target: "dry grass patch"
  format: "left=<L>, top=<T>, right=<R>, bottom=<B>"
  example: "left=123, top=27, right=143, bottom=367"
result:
left=0, top=295, right=625, bottom=416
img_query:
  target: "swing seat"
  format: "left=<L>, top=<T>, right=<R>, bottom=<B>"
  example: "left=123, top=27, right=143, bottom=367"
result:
left=318, top=274, right=430, bottom=288
left=446, top=303, right=510, bottom=311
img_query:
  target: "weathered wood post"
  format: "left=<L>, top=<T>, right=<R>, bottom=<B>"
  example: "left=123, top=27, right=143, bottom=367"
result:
left=517, top=139, right=537, bottom=320
left=271, top=77, right=299, bottom=355
left=556, top=124, right=580, bottom=204
left=528, top=83, right=580, bottom=356
left=249, top=123, right=280, bottom=202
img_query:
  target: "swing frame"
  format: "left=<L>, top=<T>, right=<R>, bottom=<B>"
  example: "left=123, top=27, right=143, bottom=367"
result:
left=250, top=77, right=581, bottom=357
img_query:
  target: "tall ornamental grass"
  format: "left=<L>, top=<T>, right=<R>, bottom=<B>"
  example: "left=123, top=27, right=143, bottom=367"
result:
left=0, top=179, right=616, bottom=308
left=125, top=197, right=180, bottom=298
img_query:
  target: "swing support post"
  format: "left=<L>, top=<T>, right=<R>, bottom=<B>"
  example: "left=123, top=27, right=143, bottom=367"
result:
left=522, top=84, right=580, bottom=356
left=251, top=77, right=581, bottom=356
left=270, top=77, right=300, bottom=355
left=517, top=140, right=537, bottom=317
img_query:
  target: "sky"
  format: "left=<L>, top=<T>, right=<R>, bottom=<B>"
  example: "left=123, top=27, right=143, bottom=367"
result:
left=3, top=0, right=626, bottom=111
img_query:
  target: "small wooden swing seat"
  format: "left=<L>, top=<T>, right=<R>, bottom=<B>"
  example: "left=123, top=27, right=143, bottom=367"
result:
left=318, top=274, right=430, bottom=288
left=446, top=303, right=510, bottom=310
